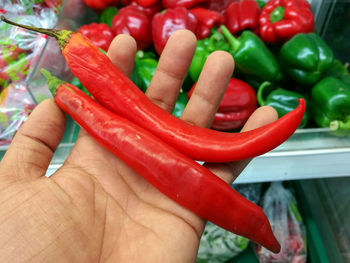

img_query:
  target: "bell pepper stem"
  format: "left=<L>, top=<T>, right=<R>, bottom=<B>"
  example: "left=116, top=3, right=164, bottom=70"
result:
left=220, top=25, right=240, bottom=55
left=40, top=69, right=65, bottom=96
left=270, top=6, right=285, bottom=23
left=330, top=118, right=350, bottom=131
left=257, top=81, right=271, bottom=106
left=1, top=16, right=72, bottom=50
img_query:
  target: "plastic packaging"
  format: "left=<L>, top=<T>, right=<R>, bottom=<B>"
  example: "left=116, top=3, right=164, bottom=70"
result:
left=0, top=3, right=58, bottom=145
left=256, top=182, right=307, bottom=263
left=197, top=184, right=262, bottom=263
left=0, top=83, right=36, bottom=145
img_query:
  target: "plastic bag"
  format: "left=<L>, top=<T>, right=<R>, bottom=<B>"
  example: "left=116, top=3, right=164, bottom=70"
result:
left=197, top=183, right=262, bottom=263
left=0, top=4, right=58, bottom=145
left=0, top=83, right=36, bottom=145
left=256, top=182, right=307, bottom=263
left=0, top=5, right=58, bottom=89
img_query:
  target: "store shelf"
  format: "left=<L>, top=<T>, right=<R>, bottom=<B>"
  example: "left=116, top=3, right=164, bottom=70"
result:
left=236, top=128, right=350, bottom=183
left=1, top=124, right=349, bottom=181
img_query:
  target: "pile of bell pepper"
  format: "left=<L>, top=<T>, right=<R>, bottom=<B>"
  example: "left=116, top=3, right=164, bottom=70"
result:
left=76, top=0, right=350, bottom=131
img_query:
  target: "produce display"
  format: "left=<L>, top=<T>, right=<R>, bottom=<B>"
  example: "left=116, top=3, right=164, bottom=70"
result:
left=67, top=0, right=349, bottom=132
left=1, top=0, right=349, bottom=145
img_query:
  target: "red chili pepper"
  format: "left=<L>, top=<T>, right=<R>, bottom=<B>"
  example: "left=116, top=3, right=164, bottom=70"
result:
left=42, top=69, right=281, bottom=253
left=224, top=0, right=260, bottom=35
left=112, top=5, right=152, bottom=50
left=2, top=18, right=305, bottom=163
left=77, top=23, right=115, bottom=52
left=190, top=7, right=225, bottom=39
left=152, top=7, right=198, bottom=55
left=162, top=0, right=208, bottom=9
left=134, top=0, right=158, bottom=7
left=259, top=0, right=314, bottom=43
left=82, top=0, right=118, bottom=12
left=188, top=78, right=257, bottom=130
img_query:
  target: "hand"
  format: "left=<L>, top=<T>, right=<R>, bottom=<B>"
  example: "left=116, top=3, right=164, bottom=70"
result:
left=0, top=30, right=277, bottom=263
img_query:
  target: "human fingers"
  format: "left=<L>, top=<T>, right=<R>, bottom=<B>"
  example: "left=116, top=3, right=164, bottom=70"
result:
left=107, top=34, right=137, bottom=76
left=146, top=30, right=197, bottom=113
left=204, top=106, right=278, bottom=184
left=181, top=51, right=234, bottom=128
left=0, top=99, right=66, bottom=180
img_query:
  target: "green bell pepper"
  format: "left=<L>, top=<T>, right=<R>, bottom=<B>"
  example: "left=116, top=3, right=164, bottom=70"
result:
left=189, top=29, right=230, bottom=83
left=70, top=77, right=91, bottom=96
left=279, top=33, right=334, bottom=86
left=172, top=92, right=188, bottom=118
left=130, top=50, right=158, bottom=92
left=257, top=82, right=309, bottom=128
left=311, top=75, right=350, bottom=130
left=255, top=0, right=268, bottom=9
left=220, top=25, right=282, bottom=83
left=99, top=6, right=119, bottom=28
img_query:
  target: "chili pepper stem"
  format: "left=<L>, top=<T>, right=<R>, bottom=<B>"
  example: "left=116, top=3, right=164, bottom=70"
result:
left=257, top=81, right=271, bottom=106
left=40, top=69, right=65, bottom=96
left=220, top=25, right=240, bottom=54
left=0, top=16, right=72, bottom=50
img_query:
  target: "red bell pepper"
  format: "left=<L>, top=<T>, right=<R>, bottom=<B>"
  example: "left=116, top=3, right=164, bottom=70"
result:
left=112, top=5, right=152, bottom=50
left=134, top=0, right=158, bottom=7
left=204, top=0, right=235, bottom=13
left=259, top=0, right=314, bottom=43
left=188, top=78, right=257, bottom=130
left=162, top=0, right=208, bottom=9
left=224, top=0, right=260, bottom=35
left=190, top=7, right=225, bottom=39
left=152, top=7, right=198, bottom=55
left=129, top=0, right=163, bottom=19
left=77, top=23, right=115, bottom=52
left=82, top=0, right=118, bottom=12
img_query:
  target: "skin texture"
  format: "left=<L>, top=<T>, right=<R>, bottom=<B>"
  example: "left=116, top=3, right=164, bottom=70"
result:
left=0, top=30, right=277, bottom=263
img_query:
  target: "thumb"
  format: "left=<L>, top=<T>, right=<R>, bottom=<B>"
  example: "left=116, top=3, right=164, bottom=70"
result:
left=0, top=99, right=66, bottom=181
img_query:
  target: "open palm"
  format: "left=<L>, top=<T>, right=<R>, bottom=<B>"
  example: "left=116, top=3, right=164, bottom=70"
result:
left=0, top=30, right=277, bottom=263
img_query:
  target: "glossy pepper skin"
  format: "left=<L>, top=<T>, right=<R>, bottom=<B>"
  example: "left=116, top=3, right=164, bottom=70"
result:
left=259, top=0, right=314, bottom=43
left=189, top=29, right=230, bottom=82
left=112, top=5, right=152, bottom=50
left=279, top=33, right=334, bottom=86
left=224, top=0, right=260, bottom=35
left=162, top=0, right=208, bottom=9
left=257, top=82, right=309, bottom=128
left=188, top=78, right=257, bottom=130
left=82, top=0, right=118, bottom=12
left=4, top=19, right=305, bottom=163
left=130, top=50, right=158, bottom=92
left=77, top=23, right=115, bottom=52
left=128, top=0, right=163, bottom=19
left=43, top=70, right=280, bottom=253
left=220, top=25, right=282, bottom=82
left=190, top=7, right=225, bottom=39
left=152, top=7, right=198, bottom=55
left=135, top=0, right=158, bottom=7
left=311, top=76, right=350, bottom=130
left=172, top=92, right=188, bottom=118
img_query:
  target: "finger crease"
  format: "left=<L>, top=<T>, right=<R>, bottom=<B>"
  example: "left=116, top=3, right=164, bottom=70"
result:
left=18, top=131, right=55, bottom=153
